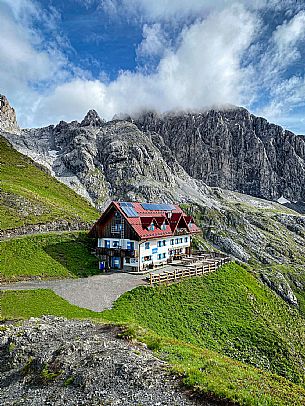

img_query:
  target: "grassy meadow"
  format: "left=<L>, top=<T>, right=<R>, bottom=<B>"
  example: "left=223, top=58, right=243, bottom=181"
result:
left=0, top=232, right=99, bottom=282
left=0, top=135, right=98, bottom=230
left=2, top=263, right=305, bottom=405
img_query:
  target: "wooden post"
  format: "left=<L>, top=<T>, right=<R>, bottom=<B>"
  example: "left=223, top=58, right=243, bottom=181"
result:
left=150, top=273, right=153, bottom=286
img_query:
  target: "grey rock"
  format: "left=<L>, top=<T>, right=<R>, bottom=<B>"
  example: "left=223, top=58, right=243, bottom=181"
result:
left=0, top=95, right=20, bottom=134
left=1, top=98, right=305, bottom=265
left=80, top=109, right=105, bottom=127
left=260, top=269, right=298, bottom=306
left=134, top=108, right=305, bottom=202
left=0, top=317, right=207, bottom=405
left=0, top=219, right=93, bottom=241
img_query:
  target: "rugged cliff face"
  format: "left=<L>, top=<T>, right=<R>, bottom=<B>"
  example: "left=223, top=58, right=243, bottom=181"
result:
left=134, top=108, right=305, bottom=202
left=0, top=95, right=20, bottom=134
left=3, top=110, right=214, bottom=208
left=1, top=96, right=305, bottom=266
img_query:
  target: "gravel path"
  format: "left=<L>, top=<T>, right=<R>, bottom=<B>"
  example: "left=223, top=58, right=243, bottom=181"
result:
left=0, top=273, right=147, bottom=312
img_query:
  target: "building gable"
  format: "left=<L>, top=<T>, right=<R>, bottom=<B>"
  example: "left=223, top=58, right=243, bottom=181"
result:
left=89, top=201, right=201, bottom=241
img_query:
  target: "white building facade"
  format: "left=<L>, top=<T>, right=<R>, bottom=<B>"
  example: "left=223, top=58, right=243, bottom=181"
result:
left=97, top=234, right=191, bottom=271
left=90, top=201, right=201, bottom=272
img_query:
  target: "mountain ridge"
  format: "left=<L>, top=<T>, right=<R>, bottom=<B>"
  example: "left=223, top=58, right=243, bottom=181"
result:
left=133, top=108, right=305, bottom=202
left=1, top=95, right=305, bottom=266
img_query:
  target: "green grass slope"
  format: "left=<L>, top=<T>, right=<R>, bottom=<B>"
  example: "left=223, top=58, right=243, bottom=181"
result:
left=2, top=281, right=305, bottom=406
left=0, top=232, right=99, bottom=282
left=0, top=136, right=98, bottom=230
left=103, top=263, right=305, bottom=387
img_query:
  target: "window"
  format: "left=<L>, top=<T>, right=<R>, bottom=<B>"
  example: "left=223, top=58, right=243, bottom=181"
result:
left=184, top=237, right=188, bottom=243
left=148, top=223, right=155, bottom=231
left=143, top=255, right=152, bottom=262
left=162, top=253, right=166, bottom=259
left=127, top=241, right=134, bottom=250
left=170, top=239, right=174, bottom=245
left=105, top=240, right=110, bottom=248
left=111, top=223, right=122, bottom=233
left=161, top=223, right=166, bottom=230
left=188, top=222, right=193, bottom=228
left=125, top=258, right=130, bottom=264
left=157, top=241, right=162, bottom=247
left=145, top=242, right=150, bottom=249
left=157, top=254, right=162, bottom=260
left=175, top=238, right=179, bottom=244
left=162, top=240, right=166, bottom=246
left=112, top=240, right=119, bottom=248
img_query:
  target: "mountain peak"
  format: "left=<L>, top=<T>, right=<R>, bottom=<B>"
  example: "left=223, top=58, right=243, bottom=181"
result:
left=0, top=94, right=20, bottom=134
left=80, top=109, right=105, bottom=128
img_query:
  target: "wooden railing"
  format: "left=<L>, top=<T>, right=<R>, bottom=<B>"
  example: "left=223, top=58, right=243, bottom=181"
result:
left=148, top=256, right=231, bottom=286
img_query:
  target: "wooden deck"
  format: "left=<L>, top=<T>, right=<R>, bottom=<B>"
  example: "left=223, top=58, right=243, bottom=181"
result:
left=147, top=253, right=230, bottom=286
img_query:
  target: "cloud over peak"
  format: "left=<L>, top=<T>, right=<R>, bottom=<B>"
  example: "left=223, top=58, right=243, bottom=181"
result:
left=1, top=0, right=305, bottom=134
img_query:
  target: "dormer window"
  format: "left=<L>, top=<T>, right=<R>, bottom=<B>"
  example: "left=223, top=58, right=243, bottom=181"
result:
left=188, top=222, right=193, bottom=228
left=161, top=223, right=166, bottom=230
left=148, top=222, right=155, bottom=231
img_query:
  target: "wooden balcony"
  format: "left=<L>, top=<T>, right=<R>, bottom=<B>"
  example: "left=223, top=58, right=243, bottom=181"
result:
left=95, top=247, right=137, bottom=258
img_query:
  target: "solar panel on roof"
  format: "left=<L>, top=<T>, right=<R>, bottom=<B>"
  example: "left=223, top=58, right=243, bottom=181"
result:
left=121, top=206, right=138, bottom=217
left=141, top=203, right=176, bottom=211
left=120, top=202, right=134, bottom=207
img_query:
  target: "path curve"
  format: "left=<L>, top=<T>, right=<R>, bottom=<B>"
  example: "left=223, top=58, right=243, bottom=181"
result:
left=0, top=273, right=147, bottom=312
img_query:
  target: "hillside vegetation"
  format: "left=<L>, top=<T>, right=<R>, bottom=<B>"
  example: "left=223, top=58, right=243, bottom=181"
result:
left=181, top=200, right=305, bottom=266
left=103, top=263, right=305, bottom=387
left=2, top=263, right=305, bottom=405
left=0, top=136, right=98, bottom=230
left=0, top=232, right=99, bottom=282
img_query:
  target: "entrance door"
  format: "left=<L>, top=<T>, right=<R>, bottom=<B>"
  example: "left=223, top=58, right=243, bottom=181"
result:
left=111, top=257, right=121, bottom=269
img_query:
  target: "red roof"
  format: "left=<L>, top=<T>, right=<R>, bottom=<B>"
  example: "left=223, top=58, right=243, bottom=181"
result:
left=110, top=201, right=201, bottom=240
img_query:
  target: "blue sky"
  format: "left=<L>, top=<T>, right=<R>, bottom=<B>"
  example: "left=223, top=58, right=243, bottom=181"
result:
left=1, top=0, right=305, bottom=133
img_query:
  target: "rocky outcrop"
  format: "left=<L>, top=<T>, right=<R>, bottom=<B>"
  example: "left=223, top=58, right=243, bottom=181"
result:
left=1, top=97, right=305, bottom=265
left=80, top=109, right=105, bottom=127
left=0, top=219, right=94, bottom=241
left=2, top=114, right=214, bottom=209
left=134, top=109, right=305, bottom=202
left=260, top=269, right=298, bottom=306
left=0, top=317, right=201, bottom=406
left=188, top=191, right=305, bottom=266
left=0, top=95, right=20, bottom=134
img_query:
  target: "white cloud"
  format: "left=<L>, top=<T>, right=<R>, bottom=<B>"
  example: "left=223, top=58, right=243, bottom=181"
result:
left=0, top=1, right=81, bottom=126
left=99, top=0, right=210, bottom=20
left=136, top=23, right=169, bottom=59
left=253, top=11, right=305, bottom=127
left=273, top=10, right=305, bottom=48
left=263, top=10, right=305, bottom=79
left=1, top=0, right=305, bottom=135
left=26, top=3, right=258, bottom=127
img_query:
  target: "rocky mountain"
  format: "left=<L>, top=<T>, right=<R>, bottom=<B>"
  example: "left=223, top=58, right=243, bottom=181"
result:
left=1, top=96, right=305, bottom=267
left=133, top=108, right=305, bottom=202
left=0, top=95, right=20, bottom=134
left=3, top=109, right=213, bottom=208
